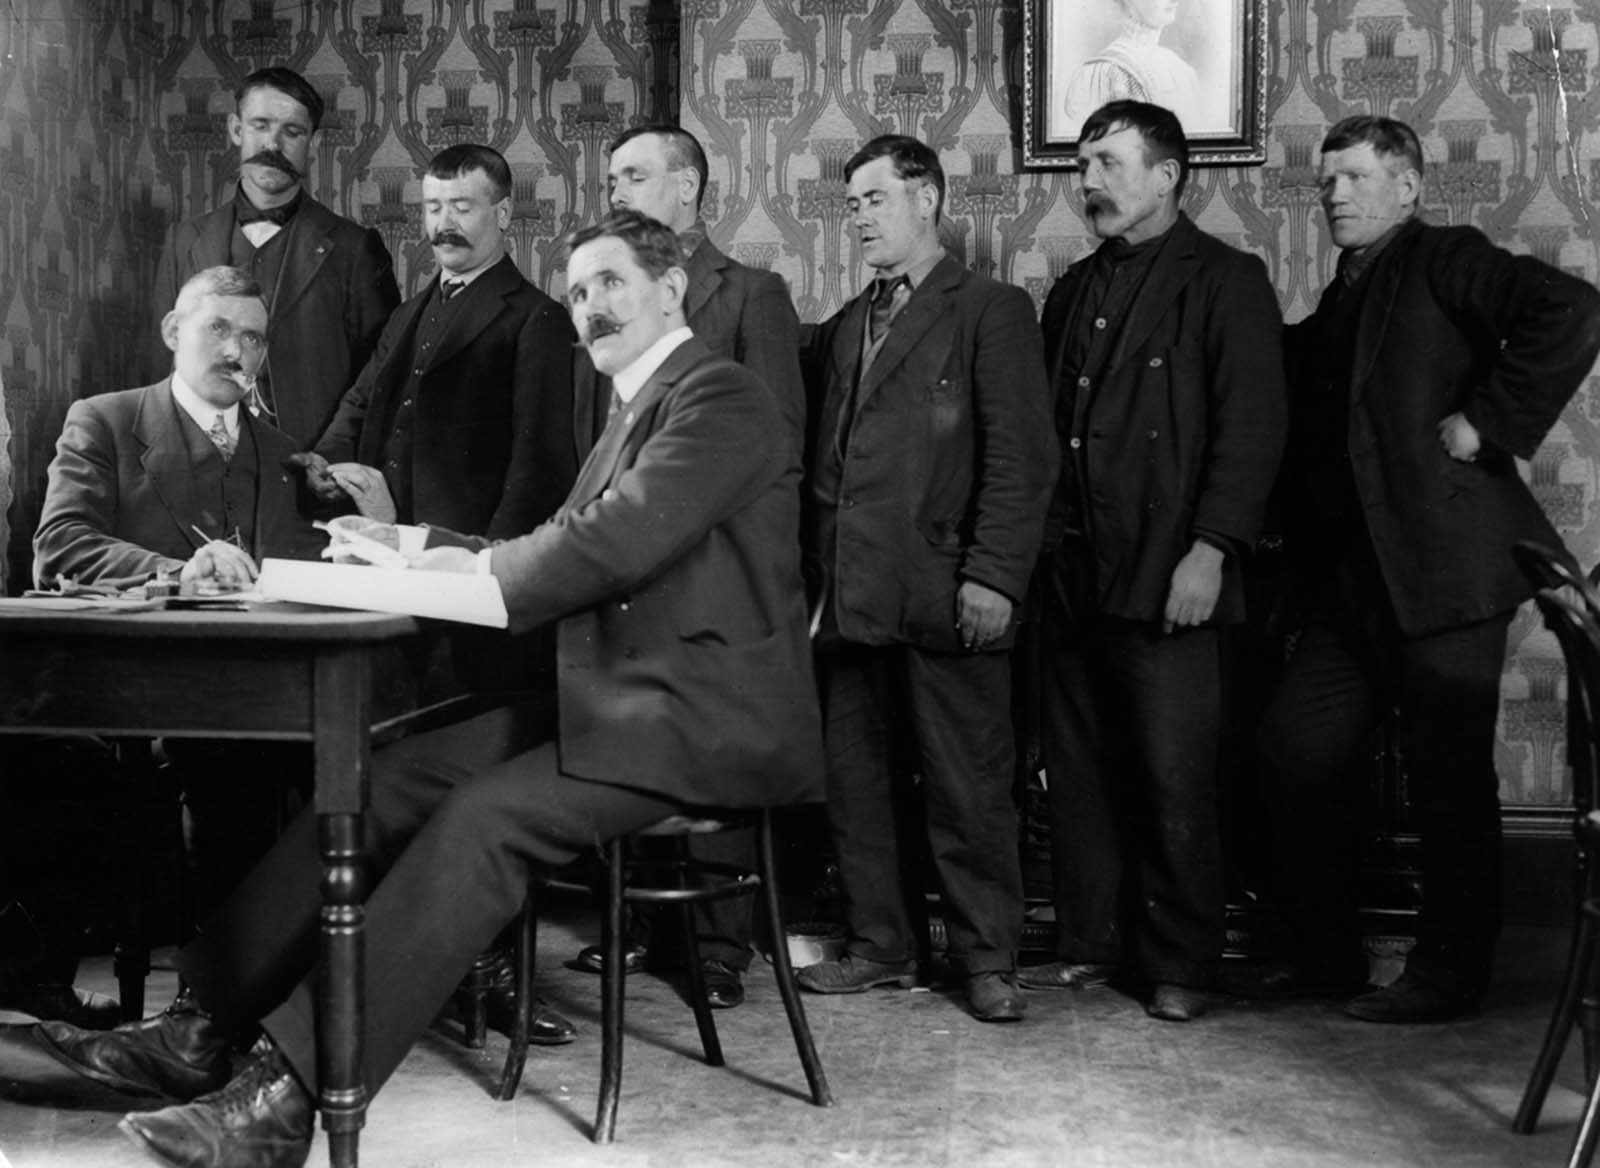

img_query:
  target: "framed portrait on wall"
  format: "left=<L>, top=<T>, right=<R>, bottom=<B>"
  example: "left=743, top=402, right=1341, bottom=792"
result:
left=1022, top=0, right=1268, bottom=168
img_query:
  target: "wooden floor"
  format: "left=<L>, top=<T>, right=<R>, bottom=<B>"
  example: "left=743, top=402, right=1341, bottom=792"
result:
left=0, top=916, right=1591, bottom=1168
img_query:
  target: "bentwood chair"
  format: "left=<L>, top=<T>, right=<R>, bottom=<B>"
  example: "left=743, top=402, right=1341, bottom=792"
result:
left=477, top=805, right=833, bottom=1143
left=1514, top=586, right=1600, bottom=1168
left=1514, top=540, right=1600, bottom=620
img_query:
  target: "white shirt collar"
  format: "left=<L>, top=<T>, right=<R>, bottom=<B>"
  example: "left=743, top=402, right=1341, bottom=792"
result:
left=170, top=373, right=240, bottom=438
left=612, top=327, right=694, bottom=404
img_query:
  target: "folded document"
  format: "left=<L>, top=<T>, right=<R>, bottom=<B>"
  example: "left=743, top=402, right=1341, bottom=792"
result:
left=256, top=559, right=508, bottom=628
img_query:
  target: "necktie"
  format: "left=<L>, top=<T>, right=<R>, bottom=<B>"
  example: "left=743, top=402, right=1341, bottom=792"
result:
left=869, top=275, right=909, bottom=343
left=441, top=278, right=466, bottom=301
left=208, top=413, right=235, bottom=462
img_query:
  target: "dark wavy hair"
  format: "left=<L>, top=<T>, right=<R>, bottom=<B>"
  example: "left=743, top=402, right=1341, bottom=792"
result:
left=564, top=209, right=685, bottom=278
left=1078, top=100, right=1190, bottom=198
left=844, top=135, right=946, bottom=224
left=235, top=68, right=324, bottom=131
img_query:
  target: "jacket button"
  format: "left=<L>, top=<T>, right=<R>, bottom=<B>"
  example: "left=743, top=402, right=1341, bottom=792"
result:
left=1148, top=428, right=1158, bottom=439
left=1149, top=357, right=1163, bottom=368
left=1069, top=437, right=1081, bottom=449
left=619, top=601, right=631, bottom=611
left=602, top=487, right=618, bottom=501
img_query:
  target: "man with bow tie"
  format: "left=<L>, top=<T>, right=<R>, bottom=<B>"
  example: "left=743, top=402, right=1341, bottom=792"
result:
left=795, top=135, right=1056, bottom=1023
left=150, top=68, right=399, bottom=448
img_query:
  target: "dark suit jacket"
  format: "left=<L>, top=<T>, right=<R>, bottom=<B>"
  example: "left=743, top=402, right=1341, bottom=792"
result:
left=804, top=253, right=1057, bottom=652
left=1282, top=218, right=1600, bottom=636
left=32, top=381, right=318, bottom=587
left=572, top=236, right=805, bottom=460
left=315, top=255, right=578, bottom=541
left=1041, top=213, right=1288, bottom=625
left=151, top=195, right=400, bottom=447
left=462, top=337, right=822, bottom=808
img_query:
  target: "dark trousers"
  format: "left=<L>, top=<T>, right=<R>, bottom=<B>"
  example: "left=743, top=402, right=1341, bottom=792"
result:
left=818, top=642, right=1022, bottom=976
left=177, top=701, right=680, bottom=1095
left=1257, top=584, right=1510, bottom=999
left=1039, top=555, right=1225, bottom=986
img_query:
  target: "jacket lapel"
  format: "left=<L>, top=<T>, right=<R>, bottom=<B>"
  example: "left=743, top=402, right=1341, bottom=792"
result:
left=568, top=338, right=706, bottom=506
left=265, top=197, right=337, bottom=328
left=191, top=207, right=234, bottom=271
left=854, top=254, right=963, bottom=408
left=1107, top=214, right=1202, bottom=370
left=1348, top=218, right=1422, bottom=403
left=135, top=381, right=204, bottom=552
left=424, top=255, right=521, bottom=372
left=683, top=238, right=725, bottom=326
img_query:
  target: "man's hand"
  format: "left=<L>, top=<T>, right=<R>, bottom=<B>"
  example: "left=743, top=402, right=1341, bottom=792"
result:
left=283, top=451, right=345, bottom=501
left=1437, top=411, right=1482, bottom=462
left=329, top=463, right=398, bottom=523
left=408, top=546, right=479, bottom=574
left=956, top=580, right=1013, bottom=651
left=1163, top=540, right=1225, bottom=633
left=180, top=541, right=259, bottom=589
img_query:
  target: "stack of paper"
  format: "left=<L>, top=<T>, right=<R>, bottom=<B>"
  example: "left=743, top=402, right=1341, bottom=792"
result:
left=256, top=559, right=508, bottom=628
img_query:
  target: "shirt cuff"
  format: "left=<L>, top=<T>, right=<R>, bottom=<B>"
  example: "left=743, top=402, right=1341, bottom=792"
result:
left=477, top=547, right=495, bottom=575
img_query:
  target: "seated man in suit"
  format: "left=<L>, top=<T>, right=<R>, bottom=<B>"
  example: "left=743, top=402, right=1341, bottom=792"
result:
left=35, top=265, right=319, bottom=590
left=31, top=264, right=322, bottom=925
left=16, top=210, right=822, bottom=1168
left=291, top=142, right=576, bottom=542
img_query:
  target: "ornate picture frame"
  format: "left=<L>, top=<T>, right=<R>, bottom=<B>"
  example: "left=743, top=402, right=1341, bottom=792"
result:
left=1022, top=0, right=1268, bottom=168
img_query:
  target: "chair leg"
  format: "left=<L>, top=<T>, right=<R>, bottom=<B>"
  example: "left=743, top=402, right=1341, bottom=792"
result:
left=1572, top=1063, right=1600, bottom=1168
left=1519, top=903, right=1600, bottom=1132
left=676, top=836, right=724, bottom=1067
left=458, top=951, right=496, bottom=1050
left=595, top=839, right=627, bottom=1145
left=496, top=894, right=537, bottom=1101
left=757, top=810, right=833, bottom=1109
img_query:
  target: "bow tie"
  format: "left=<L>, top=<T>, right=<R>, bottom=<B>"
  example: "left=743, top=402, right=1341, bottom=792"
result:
left=236, top=200, right=294, bottom=227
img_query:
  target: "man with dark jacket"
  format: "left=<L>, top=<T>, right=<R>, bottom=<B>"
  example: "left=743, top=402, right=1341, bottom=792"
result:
left=795, top=135, right=1056, bottom=1023
left=297, top=143, right=575, bottom=542
left=150, top=67, right=399, bottom=447
left=1020, top=101, right=1287, bottom=1022
left=17, top=211, right=822, bottom=1168
left=1256, top=115, right=1600, bottom=1022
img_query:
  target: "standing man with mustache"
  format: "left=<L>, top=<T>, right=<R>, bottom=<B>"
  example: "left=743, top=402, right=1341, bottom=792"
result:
left=151, top=68, right=399, bottom=448
left=1021, top=101, right=1285, bottom=1021
left=796, top=135, right=1056, bottom=1023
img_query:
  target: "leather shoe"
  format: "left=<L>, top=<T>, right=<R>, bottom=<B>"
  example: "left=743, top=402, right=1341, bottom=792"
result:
left=566, top=943, right=649, bottom=976
left=1146, top=983, right=1208, bottom=1022
left=796, top=954, right=916, bottom=994
left=701, top=960, right=744, bottom=1009
left=484, top=986, right=577, bottom=1046
left=120, top=1035, right=313, bottom=1168
left=35, top=989, right=230, bottom=1101
left=1341, top=970, right=1479, bottom=1024
left=967, top=972, right=1026, bottom=1022
left=1015, top=960, right=1119, bottom=990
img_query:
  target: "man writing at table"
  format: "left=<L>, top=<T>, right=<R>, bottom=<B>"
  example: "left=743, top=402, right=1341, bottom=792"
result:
left=34, top=265, right=319, bottom=591
left=30, top=265, right=322, bottom=919
left=15, top=210, right=821, bottom=1168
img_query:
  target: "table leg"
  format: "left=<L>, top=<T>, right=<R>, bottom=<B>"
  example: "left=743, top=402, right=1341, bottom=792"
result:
left=314, top=651, right=372, bottom=1168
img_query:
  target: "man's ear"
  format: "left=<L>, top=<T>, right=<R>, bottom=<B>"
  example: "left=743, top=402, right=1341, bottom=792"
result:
left=661, top=265, right=689, bottom=315
left=227, top=113, right=243, bottom=150
left=496, top=196, right=512, bottom=231
left=679, top=167, right=701, bottom=212
left=160, top=311, right=182, bottom=355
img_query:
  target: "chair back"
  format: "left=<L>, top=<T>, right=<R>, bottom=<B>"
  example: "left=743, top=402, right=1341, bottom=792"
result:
left=1515, top=540, right=1600, bottom=619
left=1534, top=587, right=1600, bottom=818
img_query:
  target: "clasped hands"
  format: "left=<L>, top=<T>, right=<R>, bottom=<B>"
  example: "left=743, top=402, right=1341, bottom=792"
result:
left=286, top=452, right=398, bottom=523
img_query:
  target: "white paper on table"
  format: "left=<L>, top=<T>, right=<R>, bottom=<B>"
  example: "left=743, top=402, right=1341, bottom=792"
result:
left=256, top=559, right=508, bottom=628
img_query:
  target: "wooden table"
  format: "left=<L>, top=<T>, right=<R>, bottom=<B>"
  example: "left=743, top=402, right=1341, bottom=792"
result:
left=0, top=602, right=444, bottom=1168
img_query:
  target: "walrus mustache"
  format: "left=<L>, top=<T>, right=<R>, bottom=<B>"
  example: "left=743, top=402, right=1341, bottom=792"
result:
left=1085, top=192, right=1118, bottom=217
left=430, top=230, right=471, bottom=248
left=243, top=149, right=301, bottom=181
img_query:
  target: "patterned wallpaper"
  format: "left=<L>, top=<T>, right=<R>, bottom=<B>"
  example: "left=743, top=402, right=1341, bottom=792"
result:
left=0, top=0, right=1595, bottom=809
